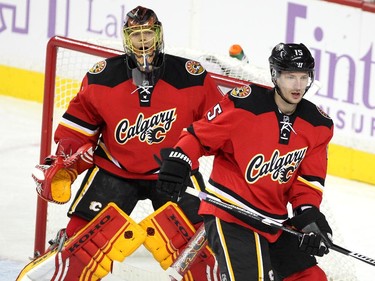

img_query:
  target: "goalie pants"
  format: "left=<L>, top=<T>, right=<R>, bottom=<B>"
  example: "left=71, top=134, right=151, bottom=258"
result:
left=67, top=166, right=205, bottom=225
left=203, top=216, right=322, bottom=281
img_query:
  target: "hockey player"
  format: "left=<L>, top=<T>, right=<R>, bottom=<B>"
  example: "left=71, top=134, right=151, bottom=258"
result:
left=156, top=43, right=334, bottom=280
left=17, top=6, right=222, bottom=281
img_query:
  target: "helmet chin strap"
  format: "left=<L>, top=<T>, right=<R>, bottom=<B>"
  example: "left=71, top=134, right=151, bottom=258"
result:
left=274, top=84, right=294, bottom=105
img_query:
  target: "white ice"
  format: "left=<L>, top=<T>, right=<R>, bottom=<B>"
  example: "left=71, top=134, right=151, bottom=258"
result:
left=0, top=95, right=374, bottom=280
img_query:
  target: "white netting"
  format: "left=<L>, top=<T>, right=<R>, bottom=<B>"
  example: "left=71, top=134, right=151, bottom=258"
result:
left=43, top=38, right=357, bottom=280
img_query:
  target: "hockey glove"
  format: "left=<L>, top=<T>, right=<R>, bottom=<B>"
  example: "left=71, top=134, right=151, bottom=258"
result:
left=155, top=148, right=192, bottom=202
left=289, top=205, right=333, bottom=257
left=32, top=143, right=94, bottom=204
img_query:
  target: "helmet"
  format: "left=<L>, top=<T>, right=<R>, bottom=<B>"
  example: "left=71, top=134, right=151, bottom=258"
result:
left=269, top=43, right=314, bottom=83
left=123, top=6, right=164, bottom=72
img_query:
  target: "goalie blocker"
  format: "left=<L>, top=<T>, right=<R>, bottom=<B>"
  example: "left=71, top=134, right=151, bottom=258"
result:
left=17, top=203, right=146, bottom=281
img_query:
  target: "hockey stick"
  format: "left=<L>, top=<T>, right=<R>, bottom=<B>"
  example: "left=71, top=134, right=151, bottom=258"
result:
left=306, top=79, right=322, bottom=96
left=186, top=187, right=375, bottom=267
left=166, top=224, right=207, bottom=281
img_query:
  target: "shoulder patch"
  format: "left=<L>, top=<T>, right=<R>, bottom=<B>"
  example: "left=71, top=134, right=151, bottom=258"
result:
left=89, top=60, right=106, bottom=74
left=230, top=85, right=252, bottom=98
left=185, top=60, right=205, bottom=75
left=316, top=105, right=331, bottom=119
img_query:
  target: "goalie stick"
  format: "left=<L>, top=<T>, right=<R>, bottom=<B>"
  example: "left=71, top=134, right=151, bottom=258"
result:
left=186, top=187, right=375, bottom=267
left=166, top=224, right=207, bottom=281
left=306, top=79, right=322, bottom=96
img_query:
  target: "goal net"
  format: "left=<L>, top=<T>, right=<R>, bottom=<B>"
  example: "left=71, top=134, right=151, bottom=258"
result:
left=35, top=36, right=357, bottom=281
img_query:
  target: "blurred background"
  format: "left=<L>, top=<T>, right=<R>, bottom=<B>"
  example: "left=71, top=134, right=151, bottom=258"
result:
left=1, top=0, right=374, bottom=280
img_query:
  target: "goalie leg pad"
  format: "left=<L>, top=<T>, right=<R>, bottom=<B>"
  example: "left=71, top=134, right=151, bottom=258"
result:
left=140, top=202, right=219, bottom=281
left=17, top=203, right=146, bottom=281
left=140, top=202, right=197, bottom=269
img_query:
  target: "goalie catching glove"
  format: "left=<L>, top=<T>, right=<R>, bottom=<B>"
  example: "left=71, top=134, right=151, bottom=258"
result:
left=155, top=148, right=192, bottom=202
left=32, top=143, right=94, bottom=204
left=289, top=205, right=333, bottom=257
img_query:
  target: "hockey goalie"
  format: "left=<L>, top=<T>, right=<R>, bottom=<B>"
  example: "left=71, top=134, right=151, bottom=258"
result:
left=17, top=5, right=222, bottom=281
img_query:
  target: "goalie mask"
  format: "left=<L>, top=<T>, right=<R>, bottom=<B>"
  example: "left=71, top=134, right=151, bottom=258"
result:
left=269, top=43, right=315, bottom=97
left=123, top=6, right=164, bottom=74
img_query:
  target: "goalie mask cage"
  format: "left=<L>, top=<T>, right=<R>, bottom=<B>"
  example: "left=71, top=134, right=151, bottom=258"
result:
left=35, top=35, right=357, bottom=280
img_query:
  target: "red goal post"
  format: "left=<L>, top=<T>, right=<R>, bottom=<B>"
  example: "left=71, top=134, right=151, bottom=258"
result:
left=34, top=35, right=250, bottom=256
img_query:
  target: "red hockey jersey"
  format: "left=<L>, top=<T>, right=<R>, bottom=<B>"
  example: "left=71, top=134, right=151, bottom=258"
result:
left=177, top=84, right=334, bottom=242
left=54, top=54, right=223, bottom=180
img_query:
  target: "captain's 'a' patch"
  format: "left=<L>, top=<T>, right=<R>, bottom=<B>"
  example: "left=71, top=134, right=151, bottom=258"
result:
left=89, top=60, right=106, bottom=74
left=230, top=85, right=252, bottom=98
left=185, top=60, right=205, bottom=75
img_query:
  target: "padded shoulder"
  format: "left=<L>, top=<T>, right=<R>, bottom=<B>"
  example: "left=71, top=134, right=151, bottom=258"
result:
left=162, top=54, right=209, bottom=89
left=298, top=99, right=333, bottom=129
left=86, top=54, right=129, bottom=87
left=227, top=84, right=333, bottom=129
left=228, top=83, right=275, bottom=115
